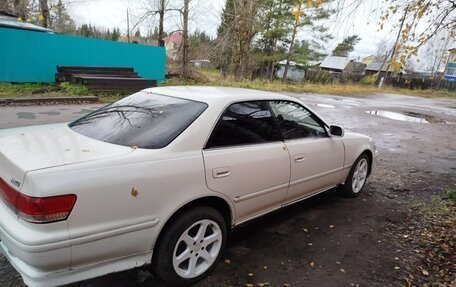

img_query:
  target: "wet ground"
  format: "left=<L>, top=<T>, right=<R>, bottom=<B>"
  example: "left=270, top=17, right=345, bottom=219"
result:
left=0, top=92, right=455, bottom=287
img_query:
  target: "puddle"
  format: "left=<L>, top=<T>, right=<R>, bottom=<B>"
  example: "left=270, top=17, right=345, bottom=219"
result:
left=365, top=110, right=445, bottom=124
left=39, top=111, right=60, bottom=116
left=316, top=104, right=335, bottom=108
left=72, top=108, right=97, bottom=115
left=16, top=112, right=36, bottom=120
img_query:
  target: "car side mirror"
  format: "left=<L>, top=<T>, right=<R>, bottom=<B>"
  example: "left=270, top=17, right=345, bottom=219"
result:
left=329, top=125, right=344, bottom=137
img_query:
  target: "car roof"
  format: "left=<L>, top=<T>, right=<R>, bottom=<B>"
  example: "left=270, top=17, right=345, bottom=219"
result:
left=143, top=86, right=296, bottom=104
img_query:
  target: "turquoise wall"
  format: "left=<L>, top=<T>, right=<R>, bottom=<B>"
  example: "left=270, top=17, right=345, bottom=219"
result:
left=0, top=27, right=165, bottom=83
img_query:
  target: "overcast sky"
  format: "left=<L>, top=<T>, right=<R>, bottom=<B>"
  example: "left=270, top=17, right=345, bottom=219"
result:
left=65, top=0, right=437, bottom=61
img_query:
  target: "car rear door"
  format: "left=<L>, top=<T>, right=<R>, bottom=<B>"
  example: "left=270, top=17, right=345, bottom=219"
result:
left=269, top=100, right=345, bottom=205
left=202, top=101, right=290, bottom=224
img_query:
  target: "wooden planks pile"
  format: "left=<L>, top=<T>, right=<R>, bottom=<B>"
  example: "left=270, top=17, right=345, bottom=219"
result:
left=55, top=66, right=157, bottom=92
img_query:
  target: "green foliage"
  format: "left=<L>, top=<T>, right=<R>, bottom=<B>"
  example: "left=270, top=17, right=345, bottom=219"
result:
left=74, top=24, right=121, bottom=41
left=332, top=35, right=361, bottom=57
left=360, top=75, right=376, bottom=85
left=58, top=82, right=89, bottom=96
left=444, top=188, right=456, bottom=203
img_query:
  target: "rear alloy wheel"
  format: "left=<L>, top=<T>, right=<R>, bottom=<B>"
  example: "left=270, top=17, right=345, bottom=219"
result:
left=342, top=154, right=370, bottom=197
left=153, top=207, right=226, bottom=286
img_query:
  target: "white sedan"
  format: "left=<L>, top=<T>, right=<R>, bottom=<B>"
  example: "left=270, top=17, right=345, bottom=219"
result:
left=0, top=87, right=377, bottom=287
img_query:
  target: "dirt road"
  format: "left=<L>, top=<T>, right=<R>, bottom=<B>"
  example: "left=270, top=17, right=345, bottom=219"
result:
left=0, top=92, right=455, bottom=287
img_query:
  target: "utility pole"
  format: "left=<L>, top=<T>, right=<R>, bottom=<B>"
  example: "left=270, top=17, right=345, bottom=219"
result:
left=127, top=8, right=130, bottom=43
left=282, top=0, right=302, bottom=84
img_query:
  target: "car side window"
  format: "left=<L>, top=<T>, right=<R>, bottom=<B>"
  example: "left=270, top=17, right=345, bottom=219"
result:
left=269, top=101, right=328, bottom=140
left=206, top=101, right=282, bottom=148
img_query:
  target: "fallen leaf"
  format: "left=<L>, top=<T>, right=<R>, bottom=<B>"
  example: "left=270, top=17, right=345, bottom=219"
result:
left=224, top=259, right=231, bottom=264
left=421, top=269, right=429, bottom=276
left=329, top=225, right=335, bottom=229
left=308, top=243, right=313, bottom=246
left=394, top=266, right=400, bottom=270
left=340, top=268, right=345, bottom=273
left=247, top=272, right=254, bottom=277
left=302, top=228, right=308, bottom=232
left=246, top=284, right=254, bottom=287
left=309, top=261, right=315, bottom=268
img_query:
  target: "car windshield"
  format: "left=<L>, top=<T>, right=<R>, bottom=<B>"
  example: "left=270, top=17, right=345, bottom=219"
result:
left=69, top=91, right=208, bottom=149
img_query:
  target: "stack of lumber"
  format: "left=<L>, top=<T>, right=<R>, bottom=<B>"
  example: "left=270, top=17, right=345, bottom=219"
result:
left=56, top=66, right=157, bottom=92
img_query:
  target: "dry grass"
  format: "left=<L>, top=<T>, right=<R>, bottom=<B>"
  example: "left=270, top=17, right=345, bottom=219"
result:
left=162, top=69, right=456, bottom=98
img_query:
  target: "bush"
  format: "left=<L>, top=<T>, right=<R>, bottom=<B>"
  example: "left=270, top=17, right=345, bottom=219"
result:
left=314, top=70, right=330, bottom=84
left=360, top=75, right=376, bottom=85
left=59, top=82, right=90, bottom=96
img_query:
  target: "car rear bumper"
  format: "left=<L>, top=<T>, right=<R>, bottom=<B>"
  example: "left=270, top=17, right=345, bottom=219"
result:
left=0, top=199, right=159, bottom=287
left=0, top=240, right=152, bottom=287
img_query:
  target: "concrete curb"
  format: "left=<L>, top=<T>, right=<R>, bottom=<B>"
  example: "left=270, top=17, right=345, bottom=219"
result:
left=0, top=96, right=99, bottom=105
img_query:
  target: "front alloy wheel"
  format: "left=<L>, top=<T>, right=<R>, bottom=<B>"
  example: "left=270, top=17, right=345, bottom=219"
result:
left=342, top=154, right=370, bottom=197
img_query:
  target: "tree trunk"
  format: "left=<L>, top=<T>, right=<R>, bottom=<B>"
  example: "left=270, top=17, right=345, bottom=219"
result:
left=158, top=0, right=165, bottom=44
left=182, top=0, right=190, bottom=78
left=234, top=0, right=256, bottom=80
left=282, top=2, right=301, bottom=84
left=39, top=0, right=50, bottom=28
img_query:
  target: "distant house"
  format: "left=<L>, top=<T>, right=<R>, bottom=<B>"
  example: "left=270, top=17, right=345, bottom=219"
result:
left=361, top=55, right=386, bottom=65
left=190, top=59, right=212, bottom=69
left=319, top=56, right=352, bottom=73
left=444, top=48, right=456, bottom=82
left=276, top=60, right=306, bottom=81
left=163, top=32, right=183, bottom=61
left=365, top=60, right=396, bottom=76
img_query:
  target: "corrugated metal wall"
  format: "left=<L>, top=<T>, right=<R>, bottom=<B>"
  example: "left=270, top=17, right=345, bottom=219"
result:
left=0, top=27, right=166, bottom=83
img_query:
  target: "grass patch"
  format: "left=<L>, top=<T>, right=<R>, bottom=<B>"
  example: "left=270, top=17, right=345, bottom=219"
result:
left=163, top=69, right=456, bottom=98
left=0, top=82, right=93, bottom=98
left=58, top=82, right=90, bottom=96
left=443, top=188, right=456, bottom=203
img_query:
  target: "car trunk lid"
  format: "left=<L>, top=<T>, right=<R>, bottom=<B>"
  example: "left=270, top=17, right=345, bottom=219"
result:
left=0, top=123, right=134, bottom=189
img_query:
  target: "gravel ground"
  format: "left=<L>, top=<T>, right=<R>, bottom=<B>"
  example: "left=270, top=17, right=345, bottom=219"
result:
left=0, top=92, right=455, bottom=287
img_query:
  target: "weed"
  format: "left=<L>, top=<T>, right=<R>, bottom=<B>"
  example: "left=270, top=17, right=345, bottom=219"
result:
left=58, top=82, right=90, bottom=96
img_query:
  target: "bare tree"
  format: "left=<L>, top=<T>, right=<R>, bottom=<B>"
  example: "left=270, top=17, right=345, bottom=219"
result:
left=13, top=0, right=29, bottom=19
left=233, top=0, right=258, bottom=80
left=182, top=0, right=190, bottom=77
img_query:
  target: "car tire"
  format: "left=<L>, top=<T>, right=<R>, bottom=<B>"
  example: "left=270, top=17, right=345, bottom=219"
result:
left=152, top=206, right=227, bottom=286
left=341, top=153, right=370, bottom=197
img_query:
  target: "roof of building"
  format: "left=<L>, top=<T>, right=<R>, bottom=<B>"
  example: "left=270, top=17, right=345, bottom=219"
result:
left=163, top=32, right=183, bottom=44
left=319, top=56, right=352, bottom=70
left=0, top=14, right=53, bottom=32
left=365, top=60, right=395, bottom=72
left=278, top=60, right=304, bottom=67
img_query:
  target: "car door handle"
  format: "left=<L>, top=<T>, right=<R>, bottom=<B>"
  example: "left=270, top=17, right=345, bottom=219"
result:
left=294, top=154, right=306, bottom=163
left=212, top=167, right=231, bottom=178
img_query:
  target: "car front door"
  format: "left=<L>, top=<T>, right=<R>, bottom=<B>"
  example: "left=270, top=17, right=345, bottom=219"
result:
left=269, top=100, right=345, bottom=205
left=203, top=101, right=290, bottom=224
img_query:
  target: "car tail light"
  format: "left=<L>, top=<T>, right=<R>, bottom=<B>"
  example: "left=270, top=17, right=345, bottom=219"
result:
left=0, top=178, right=76, bottom=224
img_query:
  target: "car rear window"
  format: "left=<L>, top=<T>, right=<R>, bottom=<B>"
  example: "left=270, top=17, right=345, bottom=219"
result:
left=69, top=91, right=208, bottom=149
